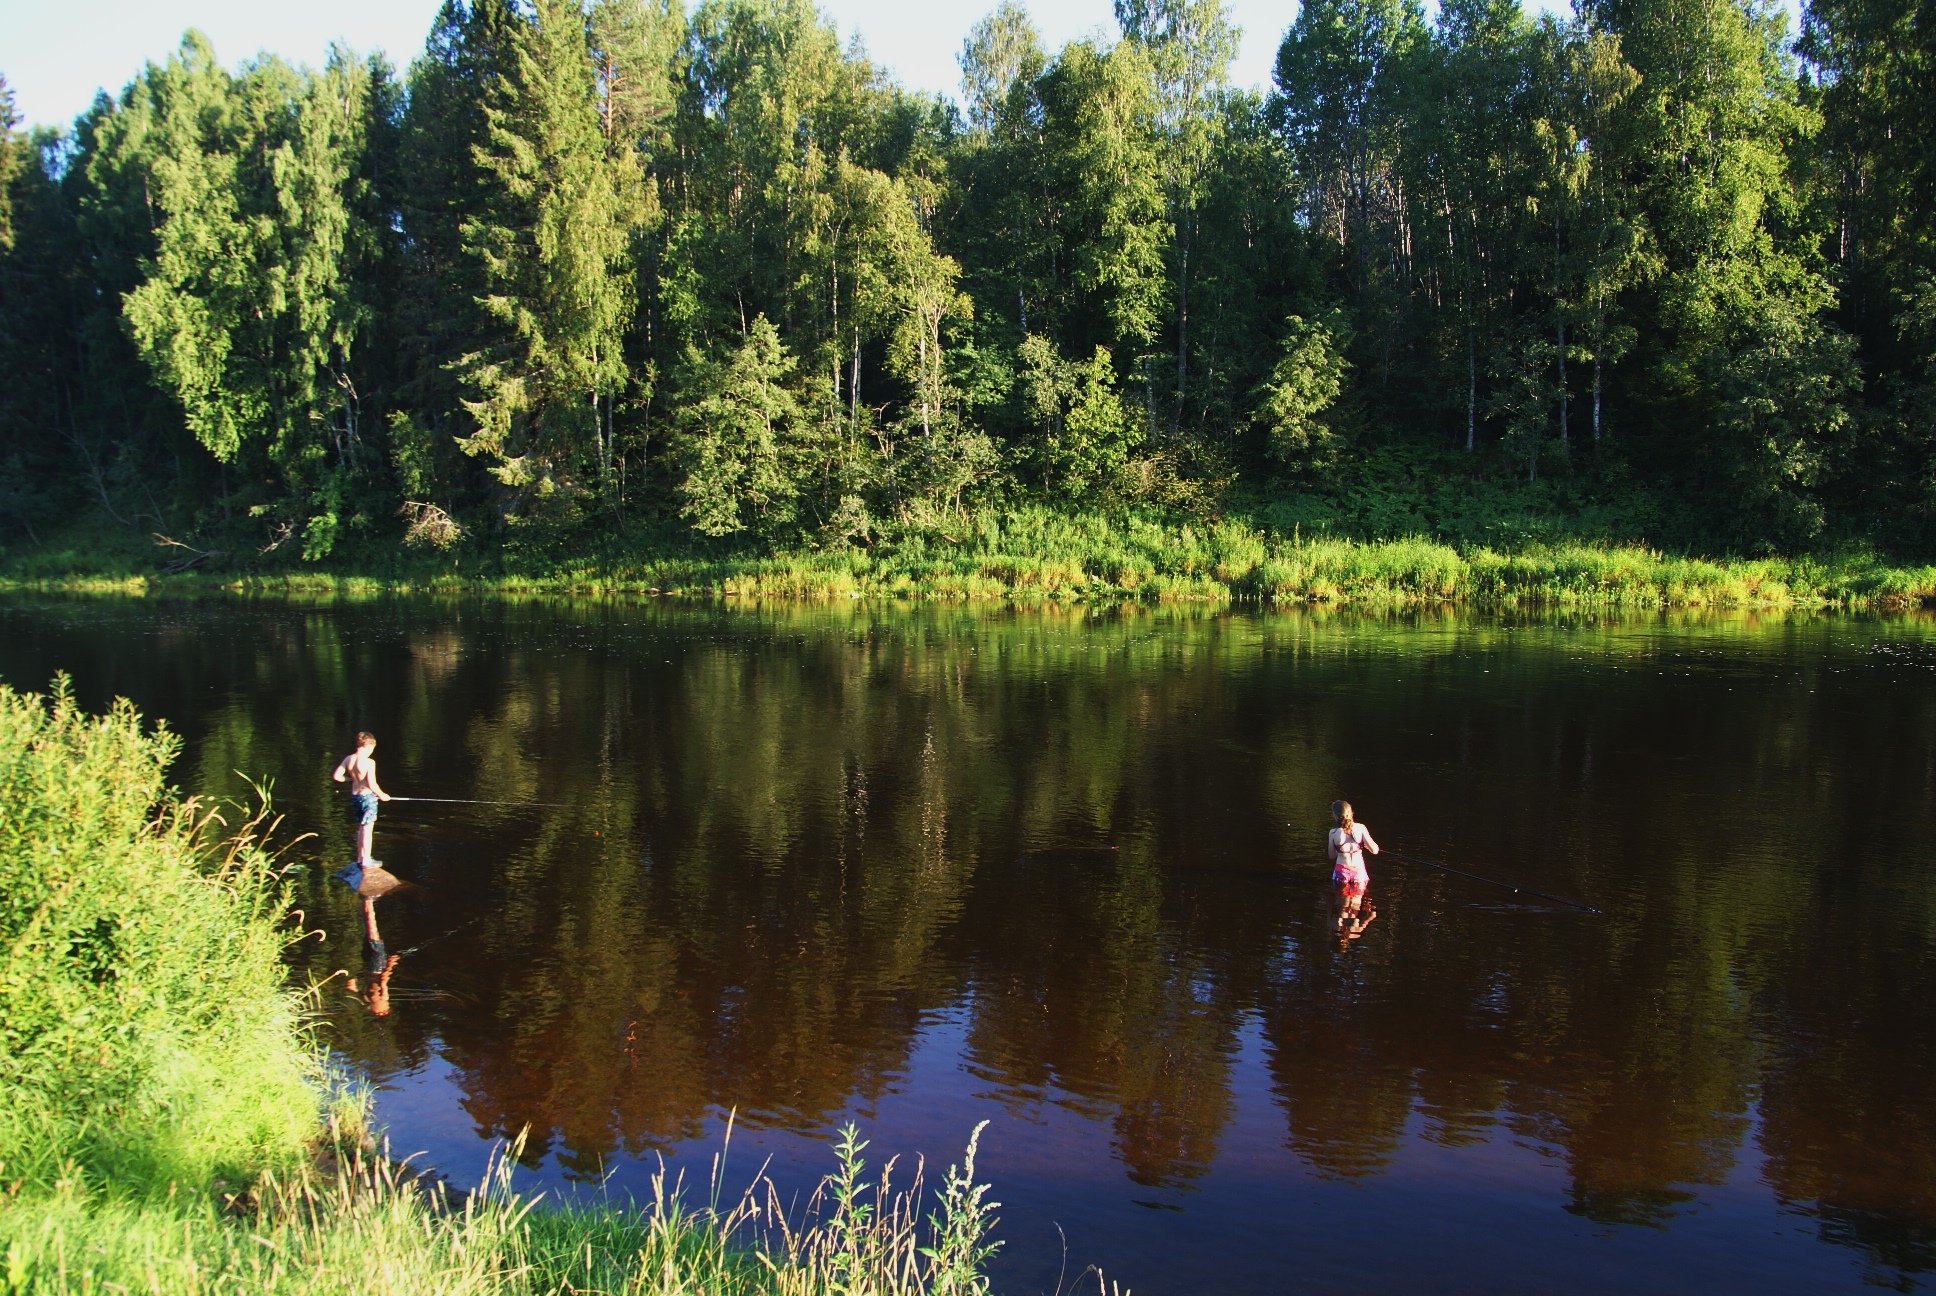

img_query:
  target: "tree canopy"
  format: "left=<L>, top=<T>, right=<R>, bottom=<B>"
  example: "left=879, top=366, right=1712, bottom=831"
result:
left=1, top=0, right=1930, bottom=559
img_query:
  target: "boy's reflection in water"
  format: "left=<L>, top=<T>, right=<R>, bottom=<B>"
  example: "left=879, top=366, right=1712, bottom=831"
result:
left=337, top=863, right=416, bottom=1019
left=347, top=897, right=403, bottom=1017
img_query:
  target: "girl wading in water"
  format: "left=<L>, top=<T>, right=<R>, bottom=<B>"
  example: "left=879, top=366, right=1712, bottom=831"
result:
left=1328, top=799, right=1381, bottom=938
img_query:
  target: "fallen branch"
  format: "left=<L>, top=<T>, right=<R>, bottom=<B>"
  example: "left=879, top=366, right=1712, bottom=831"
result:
left=153, top=533, right=226, bottom=574
left=399, top=500, right=463, bottom=551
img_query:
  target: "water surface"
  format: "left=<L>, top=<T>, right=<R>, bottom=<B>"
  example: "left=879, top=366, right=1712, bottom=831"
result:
left=3, top=596, right=1933, bottom=1294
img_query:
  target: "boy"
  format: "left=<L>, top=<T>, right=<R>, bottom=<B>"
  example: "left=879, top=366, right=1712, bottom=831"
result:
left=332, top=731, right=391, bottom=867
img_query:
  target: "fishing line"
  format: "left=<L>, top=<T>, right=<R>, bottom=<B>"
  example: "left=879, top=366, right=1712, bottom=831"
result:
left=388, top=795, right=560, bottom=807
left=1378, top=849, right=1603, bottom=914
left=392, top=914, right=490, bottom=958
left=1294, top=822, right=1602, bottom=912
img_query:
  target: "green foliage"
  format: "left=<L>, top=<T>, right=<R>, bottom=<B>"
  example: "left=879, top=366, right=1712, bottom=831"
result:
left=0, top=678, right=315, bottom=1189
left=3, top=0, right=1933, bottom=567
left=670, top=315, right=813, bottom=537
left=1042, top=40, right=1169, bottom=358
left=455, top=0, right=647, bottom=507
left=1254, top=313, right=1350, bottom=473
left=1018, top=334, right=1138, bottom=497
left=1670, top=246, right=1859, bottom=546
left=116, top=37, right=390, bottom=557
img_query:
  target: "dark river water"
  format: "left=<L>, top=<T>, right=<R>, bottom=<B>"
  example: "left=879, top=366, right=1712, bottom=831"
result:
left=3, top=595, right=1934, bottom=1294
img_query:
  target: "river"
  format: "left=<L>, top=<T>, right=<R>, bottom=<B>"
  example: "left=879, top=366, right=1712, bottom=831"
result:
left=2, top=595, right=1932, bottom=1294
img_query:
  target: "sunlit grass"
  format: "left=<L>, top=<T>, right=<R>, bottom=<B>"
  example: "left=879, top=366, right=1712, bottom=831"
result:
left=0, top=1122, right=1020, bottom=1296
left=4, top=505, right=1931, bottom=610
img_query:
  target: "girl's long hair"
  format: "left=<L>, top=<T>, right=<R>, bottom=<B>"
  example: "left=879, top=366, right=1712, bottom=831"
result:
left=1331, top=799, right=1355, bottom=837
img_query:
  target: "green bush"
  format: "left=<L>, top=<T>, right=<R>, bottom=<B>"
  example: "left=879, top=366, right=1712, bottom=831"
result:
left=0, top=679, right=317, bottom=1192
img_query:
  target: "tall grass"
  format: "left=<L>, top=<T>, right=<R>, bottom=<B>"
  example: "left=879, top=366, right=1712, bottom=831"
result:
left=0, top=682, right=1036, bottom=1296
left=0, top=1124, right=1021, bottom=1296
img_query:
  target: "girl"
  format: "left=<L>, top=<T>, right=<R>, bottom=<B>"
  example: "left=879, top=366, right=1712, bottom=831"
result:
left=1328, top=799, right=1380, bottom=936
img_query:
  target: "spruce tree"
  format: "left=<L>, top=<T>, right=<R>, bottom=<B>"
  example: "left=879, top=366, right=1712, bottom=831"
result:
left=456, top=0, right=646, bottom=510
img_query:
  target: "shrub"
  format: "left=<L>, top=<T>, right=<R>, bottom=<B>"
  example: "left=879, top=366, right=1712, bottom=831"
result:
left=0, top=679, right=317, bottom=1191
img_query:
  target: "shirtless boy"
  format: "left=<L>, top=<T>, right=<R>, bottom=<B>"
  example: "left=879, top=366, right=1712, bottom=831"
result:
left=332, top=731, right=391, bottom=867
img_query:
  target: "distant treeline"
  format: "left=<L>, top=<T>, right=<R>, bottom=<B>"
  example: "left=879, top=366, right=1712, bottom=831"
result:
left=0, top=0, right=1929, bottom=565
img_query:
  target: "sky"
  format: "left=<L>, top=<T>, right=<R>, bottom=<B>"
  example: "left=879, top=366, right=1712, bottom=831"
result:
left=1, top=0, right=1294, bottom=132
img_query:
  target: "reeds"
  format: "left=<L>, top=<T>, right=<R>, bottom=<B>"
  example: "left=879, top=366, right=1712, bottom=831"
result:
left=0, top=1116, right=1019, bottom=1296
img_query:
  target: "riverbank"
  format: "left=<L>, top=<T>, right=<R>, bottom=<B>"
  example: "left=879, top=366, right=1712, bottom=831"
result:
left=3, top=507, right=1933, bottom=609
left=0, top=681, right=1007, bottom=1296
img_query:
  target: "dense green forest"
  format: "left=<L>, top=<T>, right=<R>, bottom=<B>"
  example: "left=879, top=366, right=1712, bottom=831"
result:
left=0, top=0, right=1931, bottom=571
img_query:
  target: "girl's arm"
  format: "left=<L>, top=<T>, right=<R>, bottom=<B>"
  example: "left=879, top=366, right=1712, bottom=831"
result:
left=1361, top=825, right=1380, bottom=855
left=1325, top=829, right=1339, bottom=863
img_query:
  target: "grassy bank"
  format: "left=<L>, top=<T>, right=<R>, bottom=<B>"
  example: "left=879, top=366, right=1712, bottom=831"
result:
left=0, top=681, right=1016, bottom=1296
left=3, top=505, right=1934, bottom=610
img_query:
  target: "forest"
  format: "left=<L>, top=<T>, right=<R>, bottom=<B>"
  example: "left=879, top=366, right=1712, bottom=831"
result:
left=0, top=0, right=1930, bottom=573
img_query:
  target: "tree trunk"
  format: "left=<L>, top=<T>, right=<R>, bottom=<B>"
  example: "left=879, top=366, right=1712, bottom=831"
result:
left=1557, top=318, right=1568, bottom=449
left=1593, top=353, right=1603, bottom=443
left=1173, top=203, right=1190, bottom=434
left=1555, top=216, right=1568, bottom=448
left=830, top=252, right=841, bottom=418
left=1465, top=328, right=1476, bottom=452
left=918, top=326, right=931, bottom=438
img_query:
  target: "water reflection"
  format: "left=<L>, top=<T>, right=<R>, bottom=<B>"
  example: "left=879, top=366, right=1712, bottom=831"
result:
left=336, top=863, right=416, bottom=1019
left=2, top=597, right=1933, bottom=1292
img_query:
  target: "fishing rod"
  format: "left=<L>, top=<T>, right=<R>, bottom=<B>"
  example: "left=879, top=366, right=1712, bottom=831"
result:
left=392, top=913, right=490, bottom=959
left=387, top=796, right=567, bottom=808
left=1378, top=849, right=1603, bottom=914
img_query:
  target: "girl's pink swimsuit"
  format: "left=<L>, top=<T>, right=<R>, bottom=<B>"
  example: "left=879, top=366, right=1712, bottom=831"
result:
left=1330, top=823, right=1376, bottom=893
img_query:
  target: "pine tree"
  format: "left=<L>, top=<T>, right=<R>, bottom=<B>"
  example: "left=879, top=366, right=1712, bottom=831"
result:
left=590, top=0, right=682, bottom=150
left=391, top=1, right=524, bottom=512
left=1254, top=313, right=1351, bottom=474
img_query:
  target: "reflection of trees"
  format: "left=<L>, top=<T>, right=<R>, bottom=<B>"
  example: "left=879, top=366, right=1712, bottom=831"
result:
left=9, top=596, right=1936, bottom=1270
left=959, top=840, right=1243, bottom=1187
